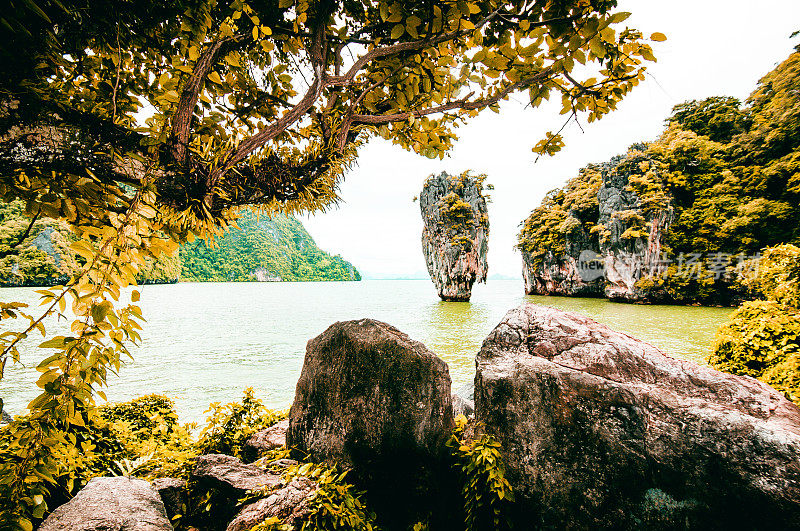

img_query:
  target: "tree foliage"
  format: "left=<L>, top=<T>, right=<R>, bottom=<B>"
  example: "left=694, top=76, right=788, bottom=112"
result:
left=710, top=244, right=800, bottom=405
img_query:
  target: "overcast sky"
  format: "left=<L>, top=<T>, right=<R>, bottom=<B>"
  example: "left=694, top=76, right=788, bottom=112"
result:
left=303, top=0, right=800, bottom=279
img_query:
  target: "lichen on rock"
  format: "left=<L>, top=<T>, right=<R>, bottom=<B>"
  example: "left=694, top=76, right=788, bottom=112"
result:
left=419, top=171, right=489, bottom=301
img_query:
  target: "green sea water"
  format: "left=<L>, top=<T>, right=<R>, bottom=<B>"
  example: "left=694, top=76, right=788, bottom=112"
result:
left=0, top=280, right=732, bottom=422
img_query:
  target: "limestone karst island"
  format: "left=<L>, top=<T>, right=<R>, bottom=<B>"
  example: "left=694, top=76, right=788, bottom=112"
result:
left=1, top=2, right=799, bottom=530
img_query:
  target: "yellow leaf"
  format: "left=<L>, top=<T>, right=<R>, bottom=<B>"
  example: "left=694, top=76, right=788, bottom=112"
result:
left=589, top=37, right=606, bottom=58
left=650, top=32, right=667, bottom=42
left=391, top=24, right=405, bottom=39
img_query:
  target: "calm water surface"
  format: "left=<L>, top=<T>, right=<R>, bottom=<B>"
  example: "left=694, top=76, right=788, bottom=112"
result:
left=0, top=280, right=732, bottom=422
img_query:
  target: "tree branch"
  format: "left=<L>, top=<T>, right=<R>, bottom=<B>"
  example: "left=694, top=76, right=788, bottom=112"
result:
left=170, top=35, right=241, bottom=164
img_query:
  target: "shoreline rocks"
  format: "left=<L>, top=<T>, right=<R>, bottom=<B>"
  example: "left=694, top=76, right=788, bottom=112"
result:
left=420, top=171, right=489, bottom=301
left=192, top=454, right=282, bottom=495
left=242, top=418, right=289, bottom=462
left=39, top=476, right=172, bottom=531
left=475, top=303, right=800, bottom=529
left=226, top=476, right=317, bottom=531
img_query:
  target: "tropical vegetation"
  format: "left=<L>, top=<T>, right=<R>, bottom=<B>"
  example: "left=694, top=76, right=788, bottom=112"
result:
left=517, top=47, right=800, bottom=304
left=1, top=201, right=359, bottom=285
left=710, top=244, right=800, bottom=405
left=181, top=210, right=360, bottom=282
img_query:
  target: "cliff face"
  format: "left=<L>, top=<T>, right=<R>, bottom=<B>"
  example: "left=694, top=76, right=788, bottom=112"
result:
left=520, top=220, right=603, bottom=297
left=420, top=172, right=489, bottom=301
left=518, top=152, right=673, bottom=302
left=596, top=158, right=673, bottom=301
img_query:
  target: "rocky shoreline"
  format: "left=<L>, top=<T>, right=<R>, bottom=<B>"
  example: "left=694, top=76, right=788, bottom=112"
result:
left=34, top=305, right=800, bottom=530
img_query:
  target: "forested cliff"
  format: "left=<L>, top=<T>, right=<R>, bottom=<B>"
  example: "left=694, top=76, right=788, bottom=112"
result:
left=0, top=206, right=359, bottom=286
left=181, top=210, right=360, bottom=282
left=518, top=49, right=800, bottom=304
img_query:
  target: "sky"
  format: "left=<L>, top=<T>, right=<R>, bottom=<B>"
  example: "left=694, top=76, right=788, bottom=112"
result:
left=303, top=0, right=800, bottom=279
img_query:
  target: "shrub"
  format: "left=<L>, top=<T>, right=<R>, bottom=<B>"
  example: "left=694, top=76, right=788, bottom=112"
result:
left=287, top=463, right=377, bottom=531
left=100, top=395, right=197, bottom=480
left=737, top=244, right=800, bottom=307
left=197, top=388, right=284, bottom=458
left=447, top=415, right=514, bottom=531
left=100, top=394, right=179, bottom=441
left=710, top=300, right=800, bottom=404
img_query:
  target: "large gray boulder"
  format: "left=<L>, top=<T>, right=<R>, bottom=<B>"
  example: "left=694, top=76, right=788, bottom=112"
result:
left=475, top=304, right=800, bottom=529
left=39, top=476, right=171, bottom=530
left=419, top=171, right=489, bottom=301
left=286, top=318, right=454, bottom=526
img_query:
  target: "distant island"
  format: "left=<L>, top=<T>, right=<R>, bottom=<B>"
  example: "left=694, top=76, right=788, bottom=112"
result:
left=0, top=205, right=359, bottom=286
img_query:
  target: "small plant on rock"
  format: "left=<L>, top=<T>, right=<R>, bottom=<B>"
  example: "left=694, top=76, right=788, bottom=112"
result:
left=448, top=415, right=515, bottom=531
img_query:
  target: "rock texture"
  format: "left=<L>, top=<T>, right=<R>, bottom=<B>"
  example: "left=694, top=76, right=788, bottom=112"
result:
left=226, top=476, right=317, bottom=531
left=1, top=403, right=11, bottom=424
left=242, top=418, right=289, bottom=462
left=521, top=158, right=672, bottom=301
left=192, top=454, right=282, bottom=495
left=475, top=303, right=800, bottom=529
left=597, top=165, right=673, bottom=301
left=39, top=476, right=172, bottom=531
left=286, top=318, right=454, bottom=526
left=151, top=477, right=186, bottom=521
left=420, top=172, right=489, bottom=301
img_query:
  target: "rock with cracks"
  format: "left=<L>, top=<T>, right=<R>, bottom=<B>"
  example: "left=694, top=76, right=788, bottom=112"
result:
left=226, top=476, right=318, bottom=531
left=475, top=303, right=800, bottom=529
left=192, top=454, right=282, bottom=495
left=39, top=476, right=171, bottom=531
left=420, top=171, right=489, bottom=301
left=286, top=318, right=454, bottom=527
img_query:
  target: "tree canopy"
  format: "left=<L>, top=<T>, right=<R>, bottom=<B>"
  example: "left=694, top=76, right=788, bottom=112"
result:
left=1, top=0, right=658, bottom=235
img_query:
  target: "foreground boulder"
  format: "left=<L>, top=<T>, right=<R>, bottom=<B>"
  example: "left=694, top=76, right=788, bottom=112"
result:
left=475, top=304, right=800, bottom=529
left=287, top=318, right=455, bottom=527
left=419, top=171, right=489, bottom=301
left=39, top=476, right=171, bottom=530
